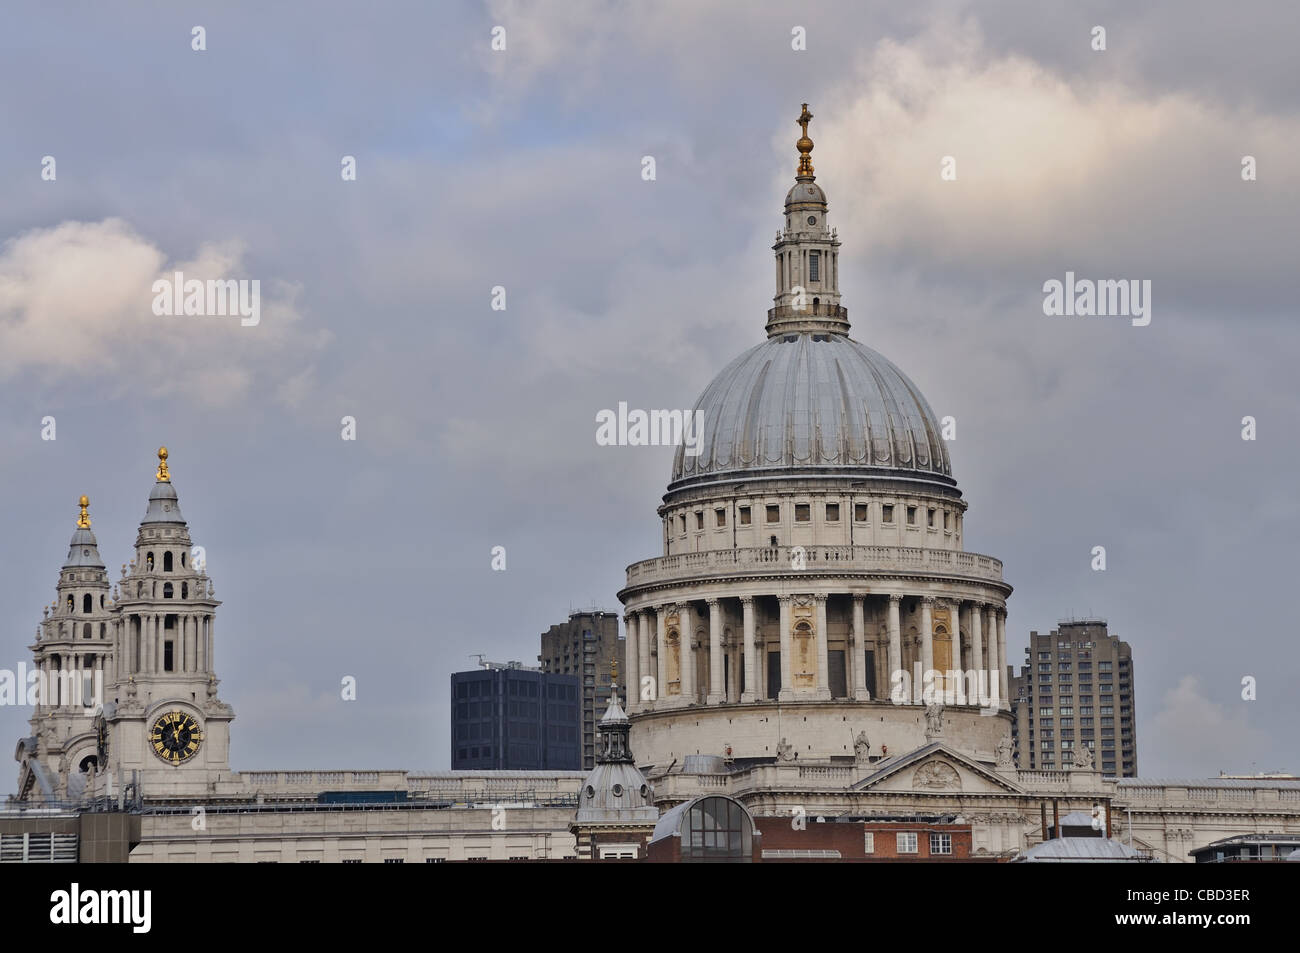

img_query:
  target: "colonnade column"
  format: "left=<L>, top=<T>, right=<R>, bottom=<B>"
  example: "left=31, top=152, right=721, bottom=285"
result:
left=638, top=613, right=653, bottom=707
left=852, top=596, right=868, bottom=700
left=982, top=608, right=993, bottom=707
left=815, top=595, right=830, bottom=699
left=998, top=609, right=1009, bottom=710
left=679, top=603, right=695, bottom=703
left=778, top=596, right=793, bottom=701
left=741, top=597, right=757, bottom=703
left=707, top=599, right=724, bottom=705
left=920, top=598, right=935, bottom=699
left=971, top=604, right=984, bottom=701
left=624, top=612, right=639, bottom=713
left=887, top=595, right=902, bottom=696
left=950, top=600, right=963, bottom=674
left=656, top=609, right=668, bottom=702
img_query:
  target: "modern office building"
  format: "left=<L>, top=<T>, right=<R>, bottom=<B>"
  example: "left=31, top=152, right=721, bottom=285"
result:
left=450, top=664, right=581, bottom=770
left=1010, top=620, right=1137, bottom=777
left=539, top=610, right=624, bottom=769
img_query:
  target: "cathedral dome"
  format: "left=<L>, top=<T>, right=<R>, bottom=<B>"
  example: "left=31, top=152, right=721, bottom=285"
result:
left=670, top=332, right=953, bottom=490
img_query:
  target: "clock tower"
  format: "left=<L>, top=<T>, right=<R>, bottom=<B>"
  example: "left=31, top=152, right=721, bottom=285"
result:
left=103, top=447, right=235, bottom=799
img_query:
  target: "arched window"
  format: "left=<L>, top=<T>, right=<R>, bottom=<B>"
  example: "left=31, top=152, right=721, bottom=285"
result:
left=181, top=552, right=187, bottom=568
left=146, top=552, right=154, bottom=571
left=99, top=623, right=106, bottom=639
left=82, top=594, right=92, bottom=613
left=163, top=583, right=174, bottom=599
left=163, top=551, right=174, bottom=572
left=182, top=582, right=189, bottom=599
left=99, top=594, right=106, bottom=608
left=66, top=594, right=74, bottom=612
left=83, top=623, right=92, bottom=640
left=672, top=796, right=755, bottom=862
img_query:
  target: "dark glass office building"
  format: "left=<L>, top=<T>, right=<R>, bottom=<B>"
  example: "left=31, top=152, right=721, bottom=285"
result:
left=451, top=665, right=581, bottom=770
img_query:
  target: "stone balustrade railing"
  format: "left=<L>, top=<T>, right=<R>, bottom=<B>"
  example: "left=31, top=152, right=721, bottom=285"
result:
left=626, top=544, right=1004, bottom=588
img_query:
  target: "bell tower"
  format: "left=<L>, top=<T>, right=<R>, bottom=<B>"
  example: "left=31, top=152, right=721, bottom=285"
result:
left=104, top=447, right=234, bottom=799
left=767, top=103, right=849, bottom=337
left=14, top=496, right=115, bottom=802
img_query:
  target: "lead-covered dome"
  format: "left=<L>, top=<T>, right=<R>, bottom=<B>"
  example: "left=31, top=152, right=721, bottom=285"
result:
left=670, top=332, right=953, bottom=490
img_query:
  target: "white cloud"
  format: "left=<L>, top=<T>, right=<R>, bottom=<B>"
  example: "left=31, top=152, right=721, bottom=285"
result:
left=813, top=20, right=1300, bottom=294
left=0, top=218, right=327, bottom=407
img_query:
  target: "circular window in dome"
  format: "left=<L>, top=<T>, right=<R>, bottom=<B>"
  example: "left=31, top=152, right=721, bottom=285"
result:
left=611, top=783, right=624, bottom=797
left=640, top=784, right=649, bottom=798
left=585, top=785, right=595, bottom=798
left=807, top=216, right=816, bottom=225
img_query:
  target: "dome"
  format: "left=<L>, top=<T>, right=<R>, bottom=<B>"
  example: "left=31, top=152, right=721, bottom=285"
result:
left=786, top=177, right=825, bottom=207
left=670, top=332, right=953, bottom=490
left=142, top=481, right=186, bottom=525
left=574, top=688, right=657, bottom=824
left=63, top=527, right=105, bottom=569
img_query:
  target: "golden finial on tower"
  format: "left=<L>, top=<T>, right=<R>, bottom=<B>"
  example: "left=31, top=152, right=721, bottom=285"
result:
left=77, top=495, right=91, bottom=528
left=156, top=446, right=170, bottom=482
left=796, top=103, right=815, bottom=176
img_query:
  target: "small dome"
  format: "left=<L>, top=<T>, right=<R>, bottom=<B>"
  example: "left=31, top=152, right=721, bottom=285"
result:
left=142, top=481, right=186, bottom=525
left=575, top=762, right=656, bottom=820
left=785, top=178, right=825, bottom=207
left=670, top=332, right=953, bottom=490
left=63, top=527, right=105, bottom=569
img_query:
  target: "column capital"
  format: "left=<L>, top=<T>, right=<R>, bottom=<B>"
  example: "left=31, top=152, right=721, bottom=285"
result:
left=920, top=595, right=935, bottom=606
left=888, top=593, right=903, bottom=606
left=777, top=594, right=793, bottom=606
left=812, top=593, right=828, bottom=606
left=739, top=595, right=755, bottom=607
left=705, top=598, right=721, bottom=609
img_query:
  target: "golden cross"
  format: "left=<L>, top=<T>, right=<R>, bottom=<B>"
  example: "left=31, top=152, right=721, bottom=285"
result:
left=797, top=103, right=813, bottom=138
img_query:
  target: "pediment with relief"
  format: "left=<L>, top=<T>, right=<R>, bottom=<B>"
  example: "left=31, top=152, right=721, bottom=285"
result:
left=852, top=743, right=1025, bottom=795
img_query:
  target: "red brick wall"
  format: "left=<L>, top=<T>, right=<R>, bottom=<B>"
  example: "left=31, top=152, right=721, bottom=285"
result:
left=754, top=818, right=972, bottom=860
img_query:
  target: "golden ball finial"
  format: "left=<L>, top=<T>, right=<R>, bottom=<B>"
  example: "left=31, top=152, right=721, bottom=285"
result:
left=796, top=103, right=815, bottom=176
left=77, top=495, right=91, bottom=529
left=156, top=446, right=171, bottom=482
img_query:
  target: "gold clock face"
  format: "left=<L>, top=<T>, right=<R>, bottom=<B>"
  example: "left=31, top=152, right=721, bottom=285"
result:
left=150, top=711, right=203, bottom=764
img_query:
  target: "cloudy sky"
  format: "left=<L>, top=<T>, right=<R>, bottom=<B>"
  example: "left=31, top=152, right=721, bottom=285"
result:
left=1, top=1, right=1295, bottom=782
